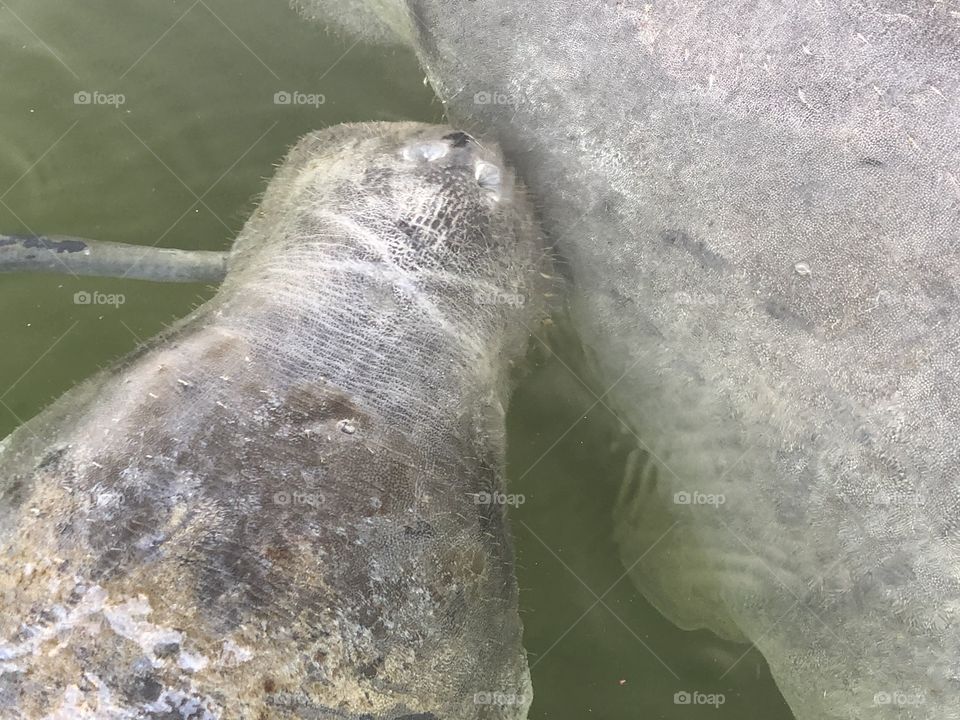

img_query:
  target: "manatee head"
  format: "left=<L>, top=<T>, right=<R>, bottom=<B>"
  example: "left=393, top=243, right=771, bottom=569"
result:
left=229, top=122, right=542, bottom=295
left=223, top=121, right=548, bottom=419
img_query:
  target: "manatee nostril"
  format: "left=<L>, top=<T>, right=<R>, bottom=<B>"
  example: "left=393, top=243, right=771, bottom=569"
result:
left=401, top=141, right=450, bottom=162
left=442, top=131, right=472, bottom=148
left=475, top=161, right=502, bottom=194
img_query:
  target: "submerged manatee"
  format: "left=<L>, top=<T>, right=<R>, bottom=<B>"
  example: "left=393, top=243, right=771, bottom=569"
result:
left=0, top=122, right=547, bottom=719
left=296, top=2, right=960, bottom=718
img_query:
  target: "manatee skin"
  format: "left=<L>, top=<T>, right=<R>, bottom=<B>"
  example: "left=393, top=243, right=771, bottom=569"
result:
left=0, top=123, right=546, bottom=719
left=293, top=2, right=960, bottom=719
left=292, top=0, right=413, bottom=46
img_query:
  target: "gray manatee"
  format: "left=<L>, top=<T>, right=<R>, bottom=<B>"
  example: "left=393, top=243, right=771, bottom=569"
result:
left=0, top=122, right=546, bottom=719
left=295, top=2, right=960, bottom=719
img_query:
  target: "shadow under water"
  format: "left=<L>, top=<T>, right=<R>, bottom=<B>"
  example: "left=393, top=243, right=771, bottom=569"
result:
left=507, top=332, right=796, bottom=719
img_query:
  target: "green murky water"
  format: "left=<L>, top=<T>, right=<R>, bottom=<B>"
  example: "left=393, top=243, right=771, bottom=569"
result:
left=0, top=1, right=794, bottom=717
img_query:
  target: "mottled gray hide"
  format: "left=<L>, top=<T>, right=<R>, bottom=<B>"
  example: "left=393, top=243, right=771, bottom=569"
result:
left=0, top=123, right=546, bottom=719
left=295, top=2, right=960, bottom=719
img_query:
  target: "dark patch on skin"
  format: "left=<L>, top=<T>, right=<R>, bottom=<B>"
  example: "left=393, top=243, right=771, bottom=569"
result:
left=660, top=229, right=726, bottom=270
left=65, top=582, right=88, bottom=607
left=396, top=218, right=432, bottom=251
left=442, top=131, right=471, bottom=148
left=126, top=672, right=164, bottom=703
left=0, top=235, right=88, bottom=253
left=358, top=655, right=384, bottom=679
left=35, top=609, right=59, bottom=626
left=142, top=695, right=212, bottom=720
left=68, top=367, right=365, bottom=598
left=764, top=297, right=807, bottom=325
left=192, top=526, right=275, bottom=629
left=153, top=641, right=181, bottom=658
left=0, top=475, right=25, bottom=509
left=403, top=519, right=436, bottom=539
left=9, top=625, right=32, bottom=644
left=134, top=380, right=381, bottom=636
left=37, top=447, right=68, bottom=471
left=283, top=385, right=364, bottom=427
left=859, top=157, right=884, bottom=168
left=143, top=712, right=182, bottom=720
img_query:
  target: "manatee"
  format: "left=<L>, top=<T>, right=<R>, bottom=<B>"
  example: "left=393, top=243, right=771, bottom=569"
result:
left=0, top=122, right=547, bottom=719
left=294, top=3, right=960, bottom=719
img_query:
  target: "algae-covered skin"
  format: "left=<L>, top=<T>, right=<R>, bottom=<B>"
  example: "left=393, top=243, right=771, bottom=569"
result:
left=294, top=3, right=960, bottom=719
left=0, top=122, right=547, bottom=719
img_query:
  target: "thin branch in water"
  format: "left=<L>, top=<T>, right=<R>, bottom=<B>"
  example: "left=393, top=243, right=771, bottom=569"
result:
left=0, top=234, right=228, bottom=283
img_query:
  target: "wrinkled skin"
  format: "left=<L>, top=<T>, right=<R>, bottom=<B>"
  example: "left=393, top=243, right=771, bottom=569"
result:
left=0, top=122, right=546, bottom=719
left=297, top=3, right=960, bottom=719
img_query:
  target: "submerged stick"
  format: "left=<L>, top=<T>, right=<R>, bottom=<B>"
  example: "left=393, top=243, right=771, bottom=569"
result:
left=0, top=234, right=229, bottom=283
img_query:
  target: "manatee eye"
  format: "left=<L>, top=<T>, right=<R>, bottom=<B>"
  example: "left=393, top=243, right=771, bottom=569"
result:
left=401, top=141, right=450, bottom=162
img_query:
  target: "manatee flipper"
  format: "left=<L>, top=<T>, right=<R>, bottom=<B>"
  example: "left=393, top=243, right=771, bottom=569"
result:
left=613, top=441, right=761, bottom=646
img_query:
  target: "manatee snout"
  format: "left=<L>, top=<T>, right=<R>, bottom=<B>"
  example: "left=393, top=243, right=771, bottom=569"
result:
left=402, top=129, right=506, bottom=199
left=229, top=122, right=531, bottom=283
